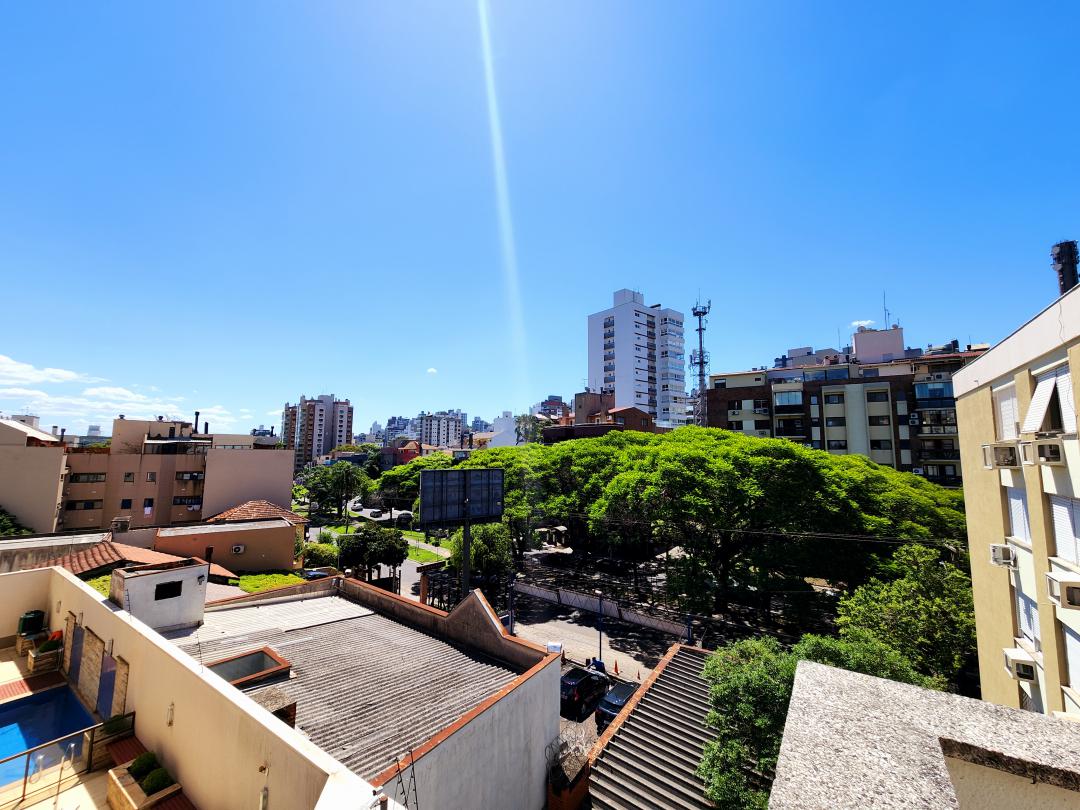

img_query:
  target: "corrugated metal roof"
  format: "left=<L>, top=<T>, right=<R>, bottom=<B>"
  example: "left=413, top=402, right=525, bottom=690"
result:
left=166, top=595, right=517, bottom=781
left=590, top=646, right=716, bottom=809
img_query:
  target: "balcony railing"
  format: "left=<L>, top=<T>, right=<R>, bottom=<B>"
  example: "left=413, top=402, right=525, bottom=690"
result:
left=916, top=449, right=961, bottom=461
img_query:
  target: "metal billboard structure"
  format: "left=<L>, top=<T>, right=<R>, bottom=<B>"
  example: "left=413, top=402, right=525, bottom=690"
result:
left=419, top=468, right=505, bottom=597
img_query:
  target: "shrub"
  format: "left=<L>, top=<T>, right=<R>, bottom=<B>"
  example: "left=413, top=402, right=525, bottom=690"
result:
left=139, top=767, right=175, bottom=795
left=36, top=639, right=60, bottom=654
left=304, top=542, right=339, bottom=567
left=128, top=752, right=159, bottom=780
left=101, top=715, right=129, bottom=736
left=430, top=539, right=441, bottom=547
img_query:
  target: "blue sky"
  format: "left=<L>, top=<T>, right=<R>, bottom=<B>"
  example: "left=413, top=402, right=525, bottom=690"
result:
left=2, top=2, right=1079, bottom=433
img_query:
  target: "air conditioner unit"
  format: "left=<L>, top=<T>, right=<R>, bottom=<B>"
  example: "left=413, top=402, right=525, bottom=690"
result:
left=1046, top=571, right=1080, bottom=609
left=990, top=442, right=1022, bottom=469
left=1035, top=438, right=1065, bottom=467
left=231, top=544, right=246, bottom=555
left=990, top=544, right=1016, bottom=568
left=911, top=467, right=924, bottom=475
left=753, top=408, right=769, bottom=415
left=1020, top=441, right=1035, bottom=465
left=934, top=373, right=946, bottom=380
left=756, top=430, right=769, bottom=436
left=908, top=415, right=920, bottom=426
left=1003, top=647, right=1037, bottom=681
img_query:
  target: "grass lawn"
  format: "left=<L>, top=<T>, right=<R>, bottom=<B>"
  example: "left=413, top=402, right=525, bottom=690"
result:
left=406, top=546, right=442, bottom=564
left=85, top=574, right=111, bottom=596
left=401, top=529, right=426, bottom=542
left=233, top=571, right=305, bottom=593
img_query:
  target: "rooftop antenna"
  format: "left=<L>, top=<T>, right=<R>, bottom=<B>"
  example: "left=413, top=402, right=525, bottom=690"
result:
left=690, top=299, right=711, bottom=427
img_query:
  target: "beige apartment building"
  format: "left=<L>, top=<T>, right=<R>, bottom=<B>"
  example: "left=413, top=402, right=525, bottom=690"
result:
left=954, top=275, right=1080, bottom=717
left=0, top=417, right=292, bottom=535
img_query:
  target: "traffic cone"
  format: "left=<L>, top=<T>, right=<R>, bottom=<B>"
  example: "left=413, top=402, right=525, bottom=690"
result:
left=614, top=659, right=619, bottom=676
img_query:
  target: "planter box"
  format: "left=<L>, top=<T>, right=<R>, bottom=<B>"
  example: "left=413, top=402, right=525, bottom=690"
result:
left=27, top=647, right=60, bottom=674
left=16, top=632, right=46, bottom=656
left=107, top=760, right=181, bottom=810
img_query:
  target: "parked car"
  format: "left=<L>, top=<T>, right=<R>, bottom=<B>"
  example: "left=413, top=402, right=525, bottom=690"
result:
left=594, top=681, right=638, bottom=733
left=560, top=667, right=609, bottom=716
left=369, top=509, right=384, bottom=518
left=302, top=570, right=330, bottom=581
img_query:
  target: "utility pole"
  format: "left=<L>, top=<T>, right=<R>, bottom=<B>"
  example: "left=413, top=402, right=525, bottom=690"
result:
left=690, top=300, right=711, bottom=427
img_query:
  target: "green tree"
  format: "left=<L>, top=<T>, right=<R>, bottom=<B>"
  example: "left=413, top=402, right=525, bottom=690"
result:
left=339, top=522, right=407, bottom=579
left=697, top=630, right=939, bottom=808
left=836, top=543, right=976, bottom=686
left=513, top=413, right=545, bottom=445
left=0, top=506, right=31, bottom=537
left=377, top=453, right=453, bottom=511
left=449, top=522, right=513, bottom=580
left=303, top=542, right=339, bottom=568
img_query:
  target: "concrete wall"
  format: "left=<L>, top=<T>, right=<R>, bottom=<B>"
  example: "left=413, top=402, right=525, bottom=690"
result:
left=110, top=563, right=208, bottom=631
left=0, top=444, right=65, bottom=533
left=156, top=523, right=296, bottom=572
left=203, top=448, right=293, bottom=516
left=31, top=568, right=374, bottom=810
left=0, top=534, right=105, bottom=573
left=945, top=757, right=1080, bottom=809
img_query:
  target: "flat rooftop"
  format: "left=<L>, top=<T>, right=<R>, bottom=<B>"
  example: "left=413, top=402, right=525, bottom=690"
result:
left=165, top=592, right=518, bottom=780
left=157, top=518, right=292, bottom=536
left=771, top=660, right=1080, bottom=808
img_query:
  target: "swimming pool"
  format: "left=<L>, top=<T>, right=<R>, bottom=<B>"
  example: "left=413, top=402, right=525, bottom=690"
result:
left=0, top=687, right=94, bottom=788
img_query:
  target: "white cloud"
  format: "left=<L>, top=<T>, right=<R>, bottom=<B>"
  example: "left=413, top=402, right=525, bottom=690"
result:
left=0, top=355, right=101, bottom=386
left=850, top=319, right=875, bottom=328
left=427, top=367, right=438, bottom=375
left=0, top=387, right=50, bottom=399
left=82, top=386, right=151, bottom=402
left=266, top=409, right=281, bottom=417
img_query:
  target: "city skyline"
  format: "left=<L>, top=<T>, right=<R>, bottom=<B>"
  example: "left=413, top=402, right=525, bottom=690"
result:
left=3, top=4, right=1079, bottom=431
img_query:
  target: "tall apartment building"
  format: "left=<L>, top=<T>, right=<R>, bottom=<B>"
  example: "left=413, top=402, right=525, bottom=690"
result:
left=531, top=395, right=570, bottom=420
left=419, top=411, right=463, bottom=448
left=587, top=289, right=688, bottom=428
left=955, top=242, right=1080, bottom=717
left=706, top=328, right=986, bottom=487
left=0, top=416, right=293, bottom=534
left=281, top=394, right=353, bottom=470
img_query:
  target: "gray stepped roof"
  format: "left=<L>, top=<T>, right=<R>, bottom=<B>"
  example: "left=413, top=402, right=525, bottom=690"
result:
left=590, top=646, right=716, bottom=809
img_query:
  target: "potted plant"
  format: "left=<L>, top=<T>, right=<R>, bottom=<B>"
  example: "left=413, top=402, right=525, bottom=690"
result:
left=27, top=637, right=61, bottom=674
left=106, top=751, right=182, bottom=810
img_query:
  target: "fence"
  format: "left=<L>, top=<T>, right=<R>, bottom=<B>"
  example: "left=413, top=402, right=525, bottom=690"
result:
left=513, top=581, right=689, bottom=639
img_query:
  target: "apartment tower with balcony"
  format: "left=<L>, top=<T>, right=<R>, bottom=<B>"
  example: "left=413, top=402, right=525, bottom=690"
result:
left=587, top=289, right=688, bottom=428
left=955, top=241, right=1080, bottom=717
left=282, top=394, right=354, bottom=470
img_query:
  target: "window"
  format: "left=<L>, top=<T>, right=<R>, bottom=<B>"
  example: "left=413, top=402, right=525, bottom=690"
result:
left=866, top=391, right=889, bottom=403
left=143, top=497, right=155, bottom=509
left=870, top=440, right=892, bottom=450
left=824, top=393, right=844, bottom=405
left=992, top=383, right=1019, bottom=441
left=146, top=472, right=157, bottom=483
left=899, top=439, right=911, bottom=449
left=69, top=473, right=106, bottom=483
left=811, top=417, right=821, bottom=427
left=868, top=415, right=891, bottom=426
left=1050, top=495, right=1080, bottom=565
left=1016, top=589, right=1040, bottom=650
left=1007, top=487, right=1030, bottom=542
left=753, top=399, right=769, bottom=410
left=774, top=391, right=803, bottom=406
left=154, top=581, right=183, bottom=601
left=176, top=472, right=205, bottom=481
left=827, top=440, right=847, bottom=450
left=173, top=496, right=203, bottom=506
left=825, top=367, right=849, bottom=381
left=65, top=500, right=102, bottom=511
left=727, top=422, right=742, bottom=431
left=1022, top=366, right=1076, bottom=434
left=810, top=395, right=818, bottom=405
left=861, top=368, right=879, bottom=378
left=825, top=417, right=846, bottom=427
left=120, top=499, right=132, bottom=509
left=754, top=420, right=771, bottom=430
left=123, top=472, right=134, bottom=483
left=1065, top=624, right=1080, bottom=688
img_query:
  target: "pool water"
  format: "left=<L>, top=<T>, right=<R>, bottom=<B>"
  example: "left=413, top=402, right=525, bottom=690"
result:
left=0, top=687, right=94, bottom=787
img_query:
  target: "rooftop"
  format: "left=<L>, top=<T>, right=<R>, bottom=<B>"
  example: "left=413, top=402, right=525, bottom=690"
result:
left=157, top=518, right=293, bottom=536
left=165, top=587, right=521, bottom=782
left=205, top=499, right=308, bottom=524
left=29, top=539, right=235, bottom=579
left=0, top=418, right=60, bottom=444
left=588, top=644, right=715, bottom=810
left=771, top=660, right=1080, bottom=808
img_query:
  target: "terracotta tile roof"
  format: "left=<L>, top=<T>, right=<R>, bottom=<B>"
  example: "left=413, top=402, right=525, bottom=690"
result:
left=35, top=540, right=235, bottom=580
left=205, top=499, right=308, bottom=525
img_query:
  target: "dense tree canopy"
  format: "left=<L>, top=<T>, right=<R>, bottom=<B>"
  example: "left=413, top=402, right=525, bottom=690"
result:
left=300, top=462, right=373, bottom=519
left=376, top=453, right=452, bottom=510
left=338, top=522, right=407, bottom=578
left=0, top=506, right=30, bottom=537
left=449, top=522, right=513, bottom=580
left=698, top=631, right=939, bottom=809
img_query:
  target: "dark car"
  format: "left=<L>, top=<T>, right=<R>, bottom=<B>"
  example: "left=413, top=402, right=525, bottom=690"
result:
left=302, top=570, right=330, bottom=581
left=560, top=667, right=609, bottom=717
left=594, top=682, right=638, bottom=733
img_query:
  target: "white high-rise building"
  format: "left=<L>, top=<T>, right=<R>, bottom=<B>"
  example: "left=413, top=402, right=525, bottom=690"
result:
left=588, top=289, right=688, bottom=427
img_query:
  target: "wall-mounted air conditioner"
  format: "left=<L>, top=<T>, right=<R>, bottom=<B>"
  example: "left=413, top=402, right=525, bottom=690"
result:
left=911, top=467, right=924, bottom=475
left=231, top=544, right=246, bottom=555
left=753, top=408, right=769, bottom=415
left=1003, top=647, right=1037, bottom=681
left=1046, top=571, right=1080, bottom=609
left=1035, top=438, right=1065, bottom=467
left=990, top=543, right=1016, bottom=568
left=908, top=415, right=920, bottom=426
left=756, top=430, right=769, bottom=437
left=986, top=442, right=1021, bottom=469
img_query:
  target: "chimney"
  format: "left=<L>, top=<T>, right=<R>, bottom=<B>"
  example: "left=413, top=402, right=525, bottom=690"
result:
left=59, top=428, right=66, bottom=444
left=51, top=425, right=58, bottom=435
left=195, top=410, right=201, bottom=433
left=271, top=426, right=275, bottom=436
left=1052, top=240, right=1079, bottom=296
left=204, top=421, right=209, bottom=434
left=204, top=546, right=214, bottom=565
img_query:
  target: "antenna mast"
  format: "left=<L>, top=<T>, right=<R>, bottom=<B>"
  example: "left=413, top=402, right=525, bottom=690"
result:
left=690, top=299, right=711, bottom=427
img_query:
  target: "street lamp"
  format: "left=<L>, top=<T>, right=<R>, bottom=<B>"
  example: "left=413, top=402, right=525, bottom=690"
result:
left=594, top=589, right=603, bottom=663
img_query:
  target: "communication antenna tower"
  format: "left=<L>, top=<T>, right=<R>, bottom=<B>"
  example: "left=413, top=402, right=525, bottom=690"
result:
left=690, top=300, right=711, bottom=427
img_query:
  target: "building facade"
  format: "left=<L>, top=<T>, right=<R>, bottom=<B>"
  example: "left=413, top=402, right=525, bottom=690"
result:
left=587, top=289, right=688, bottom=428
left=954, top=266, right=1080, bottom=718
left=282, top=394, right=354, bottom=470
left=531, top=395, right=570, bottom=420
left=419, top=411, right=464, bottom=448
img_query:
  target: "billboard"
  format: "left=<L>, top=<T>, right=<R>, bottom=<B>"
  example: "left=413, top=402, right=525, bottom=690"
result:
left=419, top=468, right=505, bottom=527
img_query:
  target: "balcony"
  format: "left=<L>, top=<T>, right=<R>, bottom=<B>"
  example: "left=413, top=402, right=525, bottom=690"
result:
left=917, top=425, right=958, bottom=436
left=603, top=330, right=615, bottom=339
left=916, top=449, right=961, bottom=461
left=915, top=398, right=956, bottom=410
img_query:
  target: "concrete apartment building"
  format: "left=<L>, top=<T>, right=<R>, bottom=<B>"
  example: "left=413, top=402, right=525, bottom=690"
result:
left=588, top=289, right=689, bottom=428
left=419, top=411, right=464, bottom=448
left=706, top=327, right=986, bottom=487
left=954, top=242, right=1080, bottom=718
left=282, top=394, right=354, bottom=470
left=0, top=417, right=292, bottom=535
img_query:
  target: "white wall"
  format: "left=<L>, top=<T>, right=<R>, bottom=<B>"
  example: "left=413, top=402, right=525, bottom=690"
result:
left=203, top=447, right=293, bottom=515
left=945, top=757, right=1080, bottom=809
left=112, top=564, right=208, bottom=631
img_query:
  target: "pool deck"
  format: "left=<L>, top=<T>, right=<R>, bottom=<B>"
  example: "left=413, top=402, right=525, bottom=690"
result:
left=0, top=647, right=65, bottom=707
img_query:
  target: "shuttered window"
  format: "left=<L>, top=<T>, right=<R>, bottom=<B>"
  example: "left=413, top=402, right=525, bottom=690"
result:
left=993, top=384, right=1018, bottom=440
left=1058, top=366, right=1077, bottom=433
left=1065, top=624, right=1080, bottom=688
left=1007, top=487, right=1030, bottom=542
left=1050, top=494, right=1080, bottom=565
left=1021, top=372, right=1059, bottom=434
left=1017, top=590, right=1040, bottom=646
